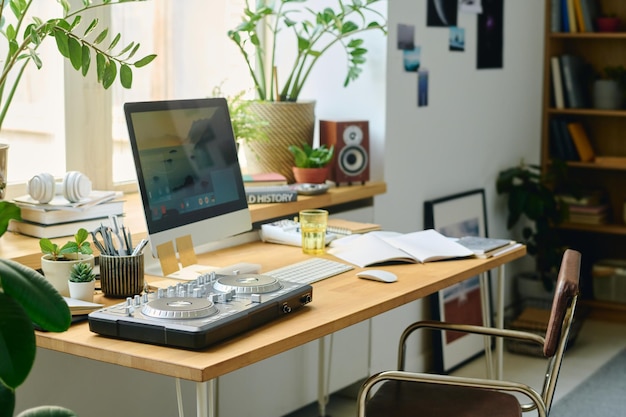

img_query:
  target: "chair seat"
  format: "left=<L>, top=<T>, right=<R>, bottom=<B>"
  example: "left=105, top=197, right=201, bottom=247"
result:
left=365, top=380, right=522, bottom=417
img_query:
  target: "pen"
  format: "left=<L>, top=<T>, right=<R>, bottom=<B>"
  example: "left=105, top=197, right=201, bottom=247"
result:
left=131, top=238, right=149, bottom=256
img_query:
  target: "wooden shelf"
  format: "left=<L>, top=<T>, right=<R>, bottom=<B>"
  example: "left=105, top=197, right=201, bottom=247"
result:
left=582, top=299, right=626, bottom=323
left=559, top=222, right=626, bottom=235
left=542, top=0, right=626, bottom=321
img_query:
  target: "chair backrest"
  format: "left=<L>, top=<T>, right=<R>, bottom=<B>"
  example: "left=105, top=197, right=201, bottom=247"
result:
left=544, top=249, right=581, bottom=357
left=540, top=248, right=580, bottom=413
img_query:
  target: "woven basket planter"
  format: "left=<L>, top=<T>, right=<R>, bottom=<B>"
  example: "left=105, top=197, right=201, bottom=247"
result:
left=241, top=101, right=315, bottom=183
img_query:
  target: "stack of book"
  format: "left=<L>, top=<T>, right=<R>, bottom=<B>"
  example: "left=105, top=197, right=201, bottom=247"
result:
left=242, top=172, right=288, bottom=187
left=9, top=191, right=124, bottom=238
left=551, top=0, right=599, bottom=33
left=558, top=191, right=609, bottom=225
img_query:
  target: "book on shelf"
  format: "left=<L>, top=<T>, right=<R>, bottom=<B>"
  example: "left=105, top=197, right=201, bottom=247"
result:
left=326, top=218, right=381, bottom=235
left=327, top=229, right=475, bottom=268
left=567, top=203, right=608, bottom=215
left=568, top=211, right=608, bottom=224
left=561, top=0, right=570, bottom=32
left=551, top=0, right=562, bottom=32
left=245, top=185, right=298, bottom=204
left=566, top=0, right=577, bottom=32
left=17, top=198, right=124, bottom=225
left=579, top=0, right=598, bottom=32
left=551, top=56, right=565, bottom=109
left=572, top=0, right=586, bottom=31
left=552, top=118, right=579, bottom=161
left=566, top=121, right=595, bottom=162
left=557, top=190, right=605, bottom=206
left=560, top=54, right=588, bottom=108
left=242, top=172, right=288, bottom=187
left=8, top=216, right=114, bottom=239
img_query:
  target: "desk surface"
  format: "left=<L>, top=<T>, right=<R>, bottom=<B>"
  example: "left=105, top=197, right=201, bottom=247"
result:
left=35, top=241, right=525, bottom=383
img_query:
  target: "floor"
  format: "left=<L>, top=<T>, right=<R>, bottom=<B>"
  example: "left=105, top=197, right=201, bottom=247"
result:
left=284, top=318, right=626, bottom=417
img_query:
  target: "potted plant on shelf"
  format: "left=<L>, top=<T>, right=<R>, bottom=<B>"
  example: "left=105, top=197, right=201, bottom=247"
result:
left=0, top=0, right=156, bottom=237
left=0, top=258, right=74, bottom=416
left=39, top=228, right=94, bottom=297
left=596, top=13, right=621, bottom=32
left=289, top=142, right=334, bottom=184
left=496, top=160, right=569, bottom=300
left=592, top=65, right=626, bottom=110
left=227, top=0, right=386, bottom=182
left=68, top=262, right=97, bottom=302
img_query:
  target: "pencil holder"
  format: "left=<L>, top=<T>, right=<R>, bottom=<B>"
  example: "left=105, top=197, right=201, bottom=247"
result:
left=99, top=253, right=144, bottom=298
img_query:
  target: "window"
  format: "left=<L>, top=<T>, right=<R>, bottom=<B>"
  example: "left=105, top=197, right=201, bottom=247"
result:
left=4, top=1, right=251, bottom=195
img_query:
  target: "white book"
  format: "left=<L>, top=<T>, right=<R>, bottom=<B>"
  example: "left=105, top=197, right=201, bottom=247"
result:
left=18, top=199, right=124, bottom=225
left=327, top=229, right=474, bottom=268
left=551, top=56, right=565, bottom=109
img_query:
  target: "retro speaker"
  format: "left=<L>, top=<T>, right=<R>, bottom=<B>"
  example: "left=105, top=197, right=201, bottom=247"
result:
left=319, top=120, right=369, bottom=185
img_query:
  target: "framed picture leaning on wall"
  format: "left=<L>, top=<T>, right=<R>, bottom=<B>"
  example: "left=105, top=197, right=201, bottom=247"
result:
left=423, top=188, right=492, bottom=373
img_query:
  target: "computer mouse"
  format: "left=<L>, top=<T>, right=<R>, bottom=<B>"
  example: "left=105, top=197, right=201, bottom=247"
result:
left=357, top=269, right=398, bottom=283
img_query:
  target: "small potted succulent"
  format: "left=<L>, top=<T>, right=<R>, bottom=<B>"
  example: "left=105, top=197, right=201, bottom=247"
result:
left=39, top=228, right=94, bottom=297
left=68, top=262, right=97, bottom=302
left=289, top=143, right=334, bottom=184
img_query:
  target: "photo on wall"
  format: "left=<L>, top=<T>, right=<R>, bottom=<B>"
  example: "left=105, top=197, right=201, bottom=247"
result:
left=449, top=26, right=465, bottom=51
left=427, top=0, right=458, bottom=27
left=403, top=47, right=422, bottom=72
left=477, top=0, right=504, bottom=69
left=397, top=23, right=415, bottom=50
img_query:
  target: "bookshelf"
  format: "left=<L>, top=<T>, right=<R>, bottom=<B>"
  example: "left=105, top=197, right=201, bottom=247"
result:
left=542, top=0, right=626, bottom=319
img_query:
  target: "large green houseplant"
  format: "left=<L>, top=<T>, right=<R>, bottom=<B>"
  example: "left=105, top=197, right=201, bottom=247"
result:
left=0, top=258, right=74, bottom=417
left=496, top=160, right=569, bottom=293
left=227, top=0, right=387, bottom=102
left=227, top=0, right=386, bottom=182
left=0, top=0, right=156, bottom=237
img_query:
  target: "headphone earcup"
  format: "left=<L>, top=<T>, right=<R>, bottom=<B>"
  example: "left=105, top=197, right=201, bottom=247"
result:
left=63, top=171, right=92, bottom=203
left=27, top=172, right=56, bottom=204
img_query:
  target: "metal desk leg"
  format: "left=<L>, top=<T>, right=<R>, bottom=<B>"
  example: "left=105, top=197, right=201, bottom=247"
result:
left=316, top=336, right=327, bottom=417
left=194, top=379, right=217, bottom=417
left=479, top=272, right=494, bottom=379
left=496, top=265, right=505, bottom=380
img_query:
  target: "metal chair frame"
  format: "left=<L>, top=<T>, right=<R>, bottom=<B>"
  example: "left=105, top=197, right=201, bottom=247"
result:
left=357, top=250, right=580, bottom=417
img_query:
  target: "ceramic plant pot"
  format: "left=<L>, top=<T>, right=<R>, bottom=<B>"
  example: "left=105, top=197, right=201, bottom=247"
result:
left=40, top=254, right=95, bottom=297
left=292, top=166, right=330, bottom=184
left=241, top=101, right=316, bottom=183
left=593, top=79, right=623, bottom=110
left=596, top=17, right=620, bottom=32
left=68, top=280, right=95, bottom=302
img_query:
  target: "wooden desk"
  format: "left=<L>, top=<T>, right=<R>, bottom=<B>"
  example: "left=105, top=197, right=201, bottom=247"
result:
left=34, top=241, right=525, bottom=416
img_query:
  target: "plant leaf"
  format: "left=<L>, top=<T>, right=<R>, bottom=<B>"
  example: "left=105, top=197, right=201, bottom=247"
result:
left=81, top=44, right=91, bottom=76
left=0, top=201, right=20, bottom=237
left=133, top=54, right=156, bottom=68
left=68, top=37, right=83, bottom=70
left=0, top=293, right=35, bottom=389
left=0, top=258, right=71, bottom=333
left=120, top=64, right=132, bottom=88
left=53, top=29, right=70, bottom=58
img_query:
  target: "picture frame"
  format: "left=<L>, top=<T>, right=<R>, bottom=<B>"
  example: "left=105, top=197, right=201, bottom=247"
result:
left=423, top=189, right=491, bottom=373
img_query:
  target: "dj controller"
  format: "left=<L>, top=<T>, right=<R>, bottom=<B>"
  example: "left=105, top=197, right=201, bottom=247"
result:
left=88, top=272, right=313, bottom=349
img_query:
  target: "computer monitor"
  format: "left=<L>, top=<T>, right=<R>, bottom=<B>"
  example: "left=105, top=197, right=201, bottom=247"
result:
left=124, top=98, right=252, bottom=265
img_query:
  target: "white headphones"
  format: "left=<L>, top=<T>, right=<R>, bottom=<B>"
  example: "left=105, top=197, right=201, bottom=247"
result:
left=27, top=171, right=92, bottom=204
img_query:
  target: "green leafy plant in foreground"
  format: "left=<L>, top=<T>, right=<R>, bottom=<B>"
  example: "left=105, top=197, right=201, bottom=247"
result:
left=0, top=258, right=73, bottom=416
left=0, top=0, right=157, bottom=131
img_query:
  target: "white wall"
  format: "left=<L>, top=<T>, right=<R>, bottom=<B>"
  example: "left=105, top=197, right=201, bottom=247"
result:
left=16, top=1, right=546, bottom=416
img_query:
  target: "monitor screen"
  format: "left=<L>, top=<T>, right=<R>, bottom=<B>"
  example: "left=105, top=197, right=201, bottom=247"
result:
left=124, top=98, right=252, bottom=261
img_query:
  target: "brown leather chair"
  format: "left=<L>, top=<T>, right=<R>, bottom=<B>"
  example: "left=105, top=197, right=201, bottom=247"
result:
left=357, top=249, right=581, bottom=417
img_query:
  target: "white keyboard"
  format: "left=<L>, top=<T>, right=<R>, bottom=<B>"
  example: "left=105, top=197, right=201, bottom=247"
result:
left=265, top=258, right=354, bottom=285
